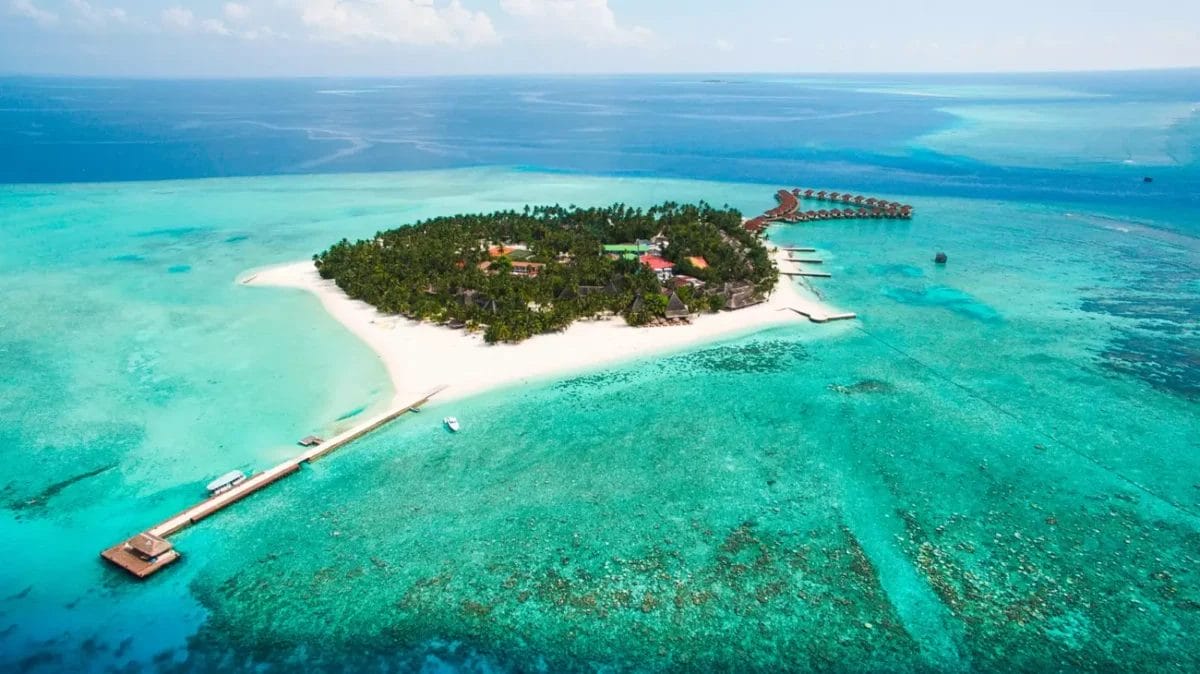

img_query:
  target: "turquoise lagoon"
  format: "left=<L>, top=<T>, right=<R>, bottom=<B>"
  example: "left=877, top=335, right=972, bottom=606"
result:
left=0, top=166, right=1196, bottom=672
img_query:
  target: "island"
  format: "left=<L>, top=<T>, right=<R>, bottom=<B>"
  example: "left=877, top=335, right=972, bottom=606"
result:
left=242, top=190, right=860, bottom=409
left=312, top=201, right=778, bottom=343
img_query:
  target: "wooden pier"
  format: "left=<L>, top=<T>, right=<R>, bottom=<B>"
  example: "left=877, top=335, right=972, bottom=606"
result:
left=789, top=307, right=858, bottom=323
left=782, top=271, right=832, bottom=278
left=101, top=386, right=447, bottom=579
left=744, top=188, right=914, bottom=235
left=782, top=247, right=817, bottom=253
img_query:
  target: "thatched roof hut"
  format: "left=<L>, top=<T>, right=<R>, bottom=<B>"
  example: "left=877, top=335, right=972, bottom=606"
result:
left=127, top=533, right=173, bottom=560
left=665, top=292, right=689, bottom=319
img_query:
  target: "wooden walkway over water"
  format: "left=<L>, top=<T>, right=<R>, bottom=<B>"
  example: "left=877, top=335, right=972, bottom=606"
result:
left=788, top=307, right=858, bottom=323
left=102, top=385, right=446, bottom=578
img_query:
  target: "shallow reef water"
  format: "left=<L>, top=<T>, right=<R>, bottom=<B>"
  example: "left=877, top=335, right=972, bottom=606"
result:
left=1, top=71, right=1198, bottom=672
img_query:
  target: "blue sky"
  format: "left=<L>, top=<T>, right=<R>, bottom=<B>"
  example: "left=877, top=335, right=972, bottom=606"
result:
left=2, top=0, right=1198, bottom=76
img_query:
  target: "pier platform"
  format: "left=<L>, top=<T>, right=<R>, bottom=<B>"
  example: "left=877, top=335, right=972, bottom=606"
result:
left=102, top=386, right=446, bottom=579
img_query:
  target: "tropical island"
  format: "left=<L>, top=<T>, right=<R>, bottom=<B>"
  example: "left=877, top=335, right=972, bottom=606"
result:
left=312, top=201, right=778, bottom=343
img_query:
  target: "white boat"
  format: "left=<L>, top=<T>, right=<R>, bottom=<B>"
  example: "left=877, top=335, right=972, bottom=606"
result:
left=206, top=470, right=246, bottom=496
left=443, top=416, right=461, bottom=432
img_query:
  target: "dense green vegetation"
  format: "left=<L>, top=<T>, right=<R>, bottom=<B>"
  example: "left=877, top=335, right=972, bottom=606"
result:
left=314, top=201, right=777, bottom=343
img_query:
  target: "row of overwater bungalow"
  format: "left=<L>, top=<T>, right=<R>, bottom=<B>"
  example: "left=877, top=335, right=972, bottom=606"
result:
left=742, top=187, right=914, bottom=234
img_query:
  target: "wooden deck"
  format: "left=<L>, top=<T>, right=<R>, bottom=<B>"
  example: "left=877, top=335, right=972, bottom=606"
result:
left=100, top=543, right=180, bottom=578
left=102, top=386, right=446, bottom=578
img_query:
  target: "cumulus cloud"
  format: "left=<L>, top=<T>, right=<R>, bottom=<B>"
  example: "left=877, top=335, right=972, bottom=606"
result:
left=499, top=0, right=651, bottom=47
left=161, top=6, right=194, bottom=30
left=295, top=0, right=499, bottom=47
left=160, top=6, right=238, bottom=37
left=200, top=17, right=232, bottom=36
left=223, top=2, right=250, bottom=22
left=9, top=0, right=58, bottom=26
left=69, top=0, right=129, bottom=29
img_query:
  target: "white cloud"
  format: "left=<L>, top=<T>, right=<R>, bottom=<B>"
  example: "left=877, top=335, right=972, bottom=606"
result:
left=160, top=7, right=235, bottom=36
left=500, top=0, right=651, bottom=47
left=161, top=6, right=194, bottom=30
left=200, top=17, right=231, bottom=36
left=223, top=2, right=249, bottom=22
left=715, top=38, right=733, bottom=53
left=69, top=0, right=129, bottom=29
left=240, top=25, right=280, bottom=41
left=295, top=0, right=499, bottom=47
left=9, top=0, right=58, bottom=26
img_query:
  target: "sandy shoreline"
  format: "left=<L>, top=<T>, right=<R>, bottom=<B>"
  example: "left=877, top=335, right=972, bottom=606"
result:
left=241, top=250, right=852, bottom=408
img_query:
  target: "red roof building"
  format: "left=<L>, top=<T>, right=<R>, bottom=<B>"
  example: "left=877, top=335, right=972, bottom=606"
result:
left=640, top=254, right=676, bottom=281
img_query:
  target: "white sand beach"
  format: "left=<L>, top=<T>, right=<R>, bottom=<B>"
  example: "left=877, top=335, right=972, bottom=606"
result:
left=241, top=250, right=852, bottom=407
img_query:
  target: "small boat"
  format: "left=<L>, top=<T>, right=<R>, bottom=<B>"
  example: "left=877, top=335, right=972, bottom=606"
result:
left=443, top=416, right=461, bottom=432
left=206, top=470, right=246, bottom=496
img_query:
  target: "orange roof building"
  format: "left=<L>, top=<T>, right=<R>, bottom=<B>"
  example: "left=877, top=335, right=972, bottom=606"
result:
left=686, top=256, right=710, bottom=269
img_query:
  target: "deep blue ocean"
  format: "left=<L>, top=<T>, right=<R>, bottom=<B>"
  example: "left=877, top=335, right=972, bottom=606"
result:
left=0, top=73, right=1198, bottom=673
left=3, top=72, right=1198, bottom=211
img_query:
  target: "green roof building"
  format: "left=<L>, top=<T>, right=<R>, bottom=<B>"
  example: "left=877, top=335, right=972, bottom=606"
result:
left=603, top=243, right=651, bottom=255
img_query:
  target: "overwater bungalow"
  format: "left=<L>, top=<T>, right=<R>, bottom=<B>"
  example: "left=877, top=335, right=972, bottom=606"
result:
left=817, top=191, right=828, bottom=199
left=829, top=192, right=841, bottom=201
left=853, top=196, right=866, bottom=205
left=101, top=532, right=181, bottom=579
left=804, top=189, right=815, bottom=197
left=298, top=435, right=323, bottom=447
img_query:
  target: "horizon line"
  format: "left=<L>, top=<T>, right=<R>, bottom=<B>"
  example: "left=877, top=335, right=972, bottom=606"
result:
left=1, top=66, right=1198, bottom=81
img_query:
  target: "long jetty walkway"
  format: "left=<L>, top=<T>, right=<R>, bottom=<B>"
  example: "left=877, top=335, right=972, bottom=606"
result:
left=101, top=386, right=447, bottom=579
left=744, top=187, right=914, bottom=234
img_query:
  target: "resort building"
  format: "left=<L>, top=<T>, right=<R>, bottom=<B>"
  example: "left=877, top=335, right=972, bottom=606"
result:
left=604, top=243, right=652, bottom=259
left=686, top=256, right=709, bottom=270
left=487, top=244, right=527, bottom=258
left=477, top=260, right=546, bottom=278
left=510, top=262, right=544, bottom=277
left=640, top=255, right=676, bottom=282
left=718, top=281, right=765, bottom=310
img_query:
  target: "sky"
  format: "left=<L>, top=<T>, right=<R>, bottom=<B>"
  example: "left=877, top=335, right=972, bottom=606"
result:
left=1, top=0, right=1198, bottom=76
